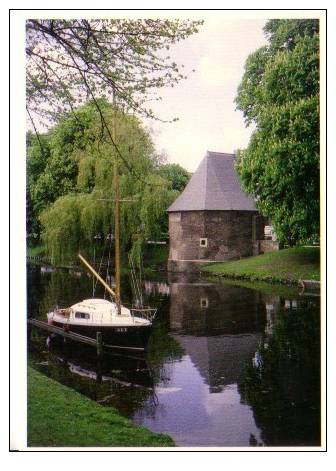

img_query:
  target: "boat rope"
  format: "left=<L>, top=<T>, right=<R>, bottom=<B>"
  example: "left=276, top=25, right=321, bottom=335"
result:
left=128, top=254, right=137, bottom=304
left=139, top=253, right=144, bottom=304
left=105, top=230, right=114, bottom=301
left=128, top=253, right=143, bottom=308
left=92, top=233, right=109, bottom=298
left=92, top=246, right=96, bottom=298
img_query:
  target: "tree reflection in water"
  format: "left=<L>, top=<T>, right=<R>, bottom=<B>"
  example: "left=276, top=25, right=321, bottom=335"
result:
left=239, top=298, right=320, bottom=446
left=28, top=263, right=184, bottom=419
left=28, top=264, right=321, bottom=446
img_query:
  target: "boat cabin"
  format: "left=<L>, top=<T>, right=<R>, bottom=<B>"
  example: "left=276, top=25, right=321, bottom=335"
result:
left=48, top=298, right=152, bottom=326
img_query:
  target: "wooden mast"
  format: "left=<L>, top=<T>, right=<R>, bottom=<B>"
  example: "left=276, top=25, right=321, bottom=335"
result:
left=114, top=158, right=121, bottom=315
left=112, top=88, right=121, bottom=316
left=78, top=253, right=115, bottom=298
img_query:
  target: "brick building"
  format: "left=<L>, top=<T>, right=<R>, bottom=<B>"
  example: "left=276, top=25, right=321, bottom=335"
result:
left=167, top=151, right=273, bottom=272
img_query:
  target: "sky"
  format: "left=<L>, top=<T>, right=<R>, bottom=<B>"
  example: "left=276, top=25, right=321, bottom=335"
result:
left=25, top=15, right=267, bottom=173
left=144, top=17, right=267, bottom=172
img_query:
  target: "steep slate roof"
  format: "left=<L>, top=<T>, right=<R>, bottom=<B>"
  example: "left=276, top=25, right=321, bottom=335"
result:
left=167, top=151, right=257, bottom=212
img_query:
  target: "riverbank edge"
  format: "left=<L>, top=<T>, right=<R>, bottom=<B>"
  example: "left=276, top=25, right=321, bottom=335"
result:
left=27, top=244, right=169, bottom=272
left=27, top=366, right=175, bottom=448
left=204, top=272, right=321, bottom=287
left=200, top=247, right=320, bottom=286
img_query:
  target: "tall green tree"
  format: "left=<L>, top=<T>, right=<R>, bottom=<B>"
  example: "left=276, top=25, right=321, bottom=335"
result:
left=26, top=19, right=200, bottom=254
left=235, top=19, right=320, bottom=245
left=27, top=100, right=110, bottom=240
left=30, top=102, right=181, bottom=262
left=157, top=163, right=191, bottom=192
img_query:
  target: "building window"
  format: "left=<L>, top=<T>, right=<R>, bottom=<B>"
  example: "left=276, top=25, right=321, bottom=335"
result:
left=200, top=297, right=209, bottom=308
left=200, top=238, right=208, bottom=247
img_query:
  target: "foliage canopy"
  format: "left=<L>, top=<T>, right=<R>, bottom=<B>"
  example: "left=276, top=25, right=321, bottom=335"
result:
left=157, top=163, right=191, bottom=192
left=26, top=19, right=203, bottom=127
left=235, top=19, right=320, bottom=245
left=28, top=102, right=187, bottom=262
left=26, top=19, right=199, bottom=261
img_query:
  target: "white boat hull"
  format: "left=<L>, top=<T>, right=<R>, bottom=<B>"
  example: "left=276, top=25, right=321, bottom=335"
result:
left=47, top=298, right=154, bottom=349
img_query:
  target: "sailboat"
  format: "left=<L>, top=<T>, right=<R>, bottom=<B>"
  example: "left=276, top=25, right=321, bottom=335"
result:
left=47, top=254, right=156, bottom=349
left=47, top=107, right=156, bottom=349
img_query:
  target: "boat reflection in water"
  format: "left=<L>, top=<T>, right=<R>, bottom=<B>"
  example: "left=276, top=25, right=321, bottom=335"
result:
left=30, top=338, right=158, bottom=417
left=28, top=264, right=320, bottom=447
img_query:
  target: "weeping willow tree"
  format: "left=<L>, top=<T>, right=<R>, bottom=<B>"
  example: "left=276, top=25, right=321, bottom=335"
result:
left=38, top=102, right=180, bottom=263
left=26, top=19, right=200, bottom=262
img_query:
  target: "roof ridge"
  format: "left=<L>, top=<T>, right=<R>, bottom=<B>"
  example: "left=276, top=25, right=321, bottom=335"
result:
left=207, top=150, right=235, bottom=156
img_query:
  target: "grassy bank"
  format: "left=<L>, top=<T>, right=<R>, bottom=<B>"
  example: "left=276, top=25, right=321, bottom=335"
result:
left=28, top=366, right=174, bottom=447
left=202, top=247, right=320, bottom=284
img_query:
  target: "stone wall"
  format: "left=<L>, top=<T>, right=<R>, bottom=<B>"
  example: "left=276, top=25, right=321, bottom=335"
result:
left=168, top=210, right=264, bottom=267
left=259, top=239, right=280, bottom=253
left=167, top=259, right=214, bottom=274
left=253, top=240, right=280, bottom=256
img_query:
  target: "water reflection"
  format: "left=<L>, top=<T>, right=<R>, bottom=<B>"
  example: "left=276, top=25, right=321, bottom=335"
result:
left=239, top=297, right=320, bottom=447
left=29, top=339, right=158, bottom=417
left=27, top=264, right=320, bottom=447
left=168, top=275, right=266, bottom=335
left=131, top=277, right=268, bottom=445
left=134, top=276, right=320, bottom=446
left=169, top=279, right=266, bottom=393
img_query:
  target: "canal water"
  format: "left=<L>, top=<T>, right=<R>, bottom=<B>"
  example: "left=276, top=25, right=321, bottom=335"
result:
left=27, top=263, right=321, bottom=447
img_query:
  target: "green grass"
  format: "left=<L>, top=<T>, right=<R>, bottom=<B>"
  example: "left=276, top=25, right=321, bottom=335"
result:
left=27, top=366, right=175, bottom=448
left=202, top=247, right=320, bottom=284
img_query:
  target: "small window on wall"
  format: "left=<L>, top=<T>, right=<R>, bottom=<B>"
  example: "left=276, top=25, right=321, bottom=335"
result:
left=200, top=297, right=209, bottom=308
left=200, top=238, right=208, bottom=247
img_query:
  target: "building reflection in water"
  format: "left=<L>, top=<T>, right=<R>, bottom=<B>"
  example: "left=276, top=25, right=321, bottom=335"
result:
left=168, top=274, right=268, bottom=394
left=28, top=263, right=319, bottom=446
